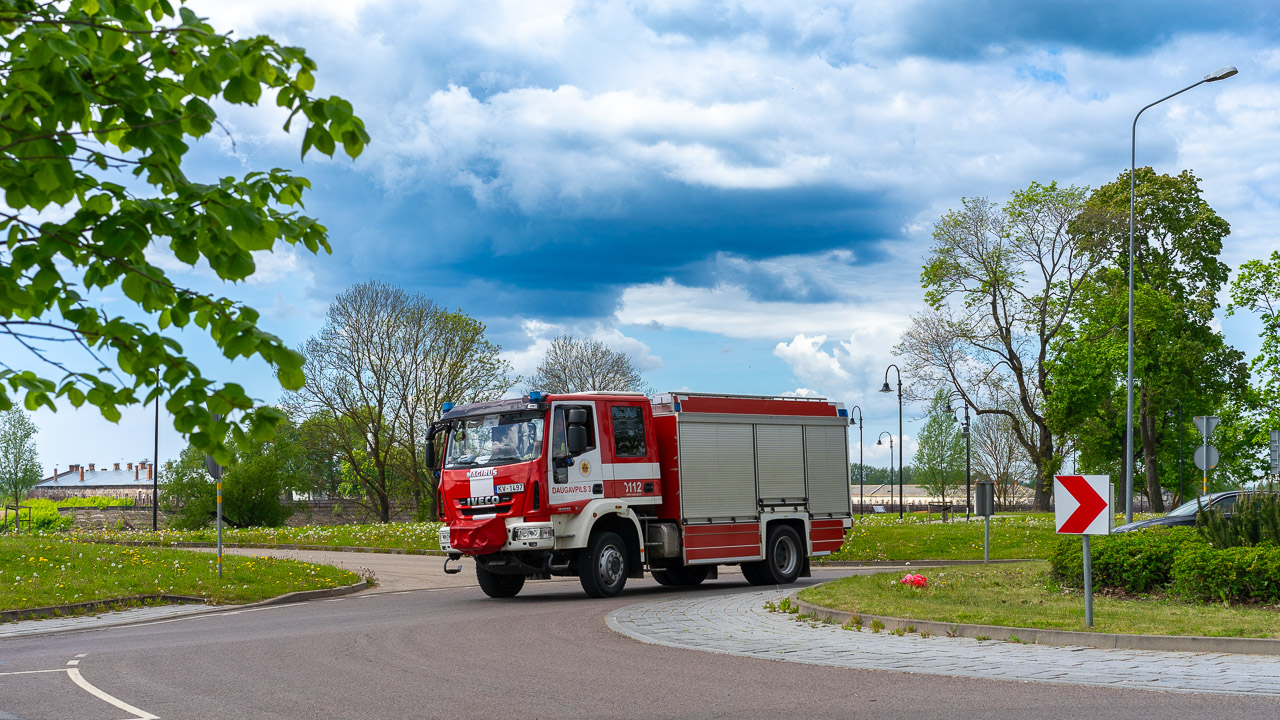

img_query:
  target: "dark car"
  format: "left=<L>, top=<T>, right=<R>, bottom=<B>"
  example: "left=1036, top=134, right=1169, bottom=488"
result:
left=1111, top=491, right=1245, bottom=533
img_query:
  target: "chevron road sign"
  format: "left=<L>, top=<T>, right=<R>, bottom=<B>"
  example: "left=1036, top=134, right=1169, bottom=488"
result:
left=1054, top=474, right=1113, bottom=535
left=1054, top=474, right=1114, bottom=628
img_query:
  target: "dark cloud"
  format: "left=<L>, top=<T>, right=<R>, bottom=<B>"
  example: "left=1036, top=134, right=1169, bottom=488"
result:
left=893, top=0, right=1280, bottom=59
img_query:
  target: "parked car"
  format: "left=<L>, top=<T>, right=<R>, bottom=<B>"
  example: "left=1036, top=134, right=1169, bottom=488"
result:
left=1111, top=491, right=1243, bottom=534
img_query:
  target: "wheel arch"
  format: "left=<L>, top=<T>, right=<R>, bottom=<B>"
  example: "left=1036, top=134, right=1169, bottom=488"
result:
left=590, top=511, right=645, bottom=579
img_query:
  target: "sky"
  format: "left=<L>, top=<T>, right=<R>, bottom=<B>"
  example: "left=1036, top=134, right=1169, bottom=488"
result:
left=20, top=0, right=1280, bottom=477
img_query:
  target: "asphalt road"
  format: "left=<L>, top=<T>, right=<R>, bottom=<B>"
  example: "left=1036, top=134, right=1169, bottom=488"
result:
left=2, top=558, right=1278, bottom=719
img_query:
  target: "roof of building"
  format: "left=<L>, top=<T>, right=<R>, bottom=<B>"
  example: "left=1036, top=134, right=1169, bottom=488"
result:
left=35, top=466, right=156, bottom=489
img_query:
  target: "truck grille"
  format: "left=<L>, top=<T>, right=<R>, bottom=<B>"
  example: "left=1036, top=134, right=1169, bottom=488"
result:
left=459, top=504, right=512, bottom=517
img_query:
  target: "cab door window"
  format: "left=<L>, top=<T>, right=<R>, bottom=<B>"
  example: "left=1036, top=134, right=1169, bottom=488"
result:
left=551, top=405, right=595, bottom=483
left=610, top=405, right=648, bottom=458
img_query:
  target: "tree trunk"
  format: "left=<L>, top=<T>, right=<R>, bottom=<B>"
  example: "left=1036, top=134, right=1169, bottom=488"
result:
left=1032, top=424, right=1055, bottom=511
left=1139, top=385, right=1165, bottom=512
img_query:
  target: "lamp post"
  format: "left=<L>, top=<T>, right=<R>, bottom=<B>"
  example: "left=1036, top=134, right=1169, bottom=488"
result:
left=880, top=365, right=904, bottom=519
left=1165, top=399, right=1184, bottom=506
left=876, top=431, right=894, bottom=514
left=944, top=395, right=973, bottom=521
left=1125, top=65, right=1237, bottom=524
left=850, top=405, right=864, bottom=515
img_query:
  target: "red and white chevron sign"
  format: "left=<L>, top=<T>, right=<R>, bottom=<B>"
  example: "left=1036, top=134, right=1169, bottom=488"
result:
left=1053, top=475, right=1113, bottom=535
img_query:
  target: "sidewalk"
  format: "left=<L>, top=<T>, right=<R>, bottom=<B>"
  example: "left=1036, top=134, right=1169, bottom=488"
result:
left=606, top=588, right=1280, bottom=697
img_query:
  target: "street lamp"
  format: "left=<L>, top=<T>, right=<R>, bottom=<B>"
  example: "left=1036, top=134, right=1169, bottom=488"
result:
left=876, top=431, right=894, bottom=514
left=1165, top=399, right=1184, bottom=506
left=943, top=395, right=973, bottom=521
left=880, top=365, right=904, bottom=519
left=850, top=405, right=864, bottom=515
left=1125, top=65, right=1237, bottom=524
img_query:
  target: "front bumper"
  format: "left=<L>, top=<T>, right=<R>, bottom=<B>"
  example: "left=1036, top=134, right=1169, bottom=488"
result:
left=440, top=519, right=555, bottom=553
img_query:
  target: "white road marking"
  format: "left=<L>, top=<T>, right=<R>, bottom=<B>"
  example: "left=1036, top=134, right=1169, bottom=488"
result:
left=66, top=660, right=79, bottom=666
left=0, top=664, right=159, bottom=720
left=75, top=653, right=88, bottom=658
left=67, top=668, right=159, bottom=720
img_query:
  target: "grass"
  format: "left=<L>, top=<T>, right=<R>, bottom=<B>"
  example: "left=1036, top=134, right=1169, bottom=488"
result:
left=1, top=534, right=362, bottom=613
left=798, top=561, right=1280, bottom=638
left=70, top=521, right=445, bottom=552
left=828, top=513, right=1059, bottom=561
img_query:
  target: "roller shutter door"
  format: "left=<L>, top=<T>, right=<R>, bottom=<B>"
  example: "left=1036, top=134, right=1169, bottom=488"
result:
left=679, top=422, right=757, bottom=520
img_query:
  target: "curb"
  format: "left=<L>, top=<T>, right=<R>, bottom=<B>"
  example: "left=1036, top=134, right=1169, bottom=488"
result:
left=816, top=559, right=1033, bottom=568
left=0, top=580, right=369, bottom=637
left=0, top=594, right=205, bottom=624
left=790, top=594, right=1280, bottom=657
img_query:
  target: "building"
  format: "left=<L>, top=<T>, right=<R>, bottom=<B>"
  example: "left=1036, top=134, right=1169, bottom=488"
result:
left=29, top=462, right=159, bottom=505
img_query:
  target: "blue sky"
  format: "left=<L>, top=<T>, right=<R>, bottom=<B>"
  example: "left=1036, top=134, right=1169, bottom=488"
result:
left=23, top=0, right=1280, bottom=476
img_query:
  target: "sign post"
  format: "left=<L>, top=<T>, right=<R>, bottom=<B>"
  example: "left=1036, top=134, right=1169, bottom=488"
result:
left=204, top=413, right=225, bottom=579
left=1054, top=474, right=1113, bottom=628
left=975, top=481, right=995, bottom=563
left=1193, top=416, right=1219, bottom=494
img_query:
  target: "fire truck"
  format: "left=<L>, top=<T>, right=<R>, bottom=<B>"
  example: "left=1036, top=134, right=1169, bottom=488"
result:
left=429, top=391, right=853, bottom=598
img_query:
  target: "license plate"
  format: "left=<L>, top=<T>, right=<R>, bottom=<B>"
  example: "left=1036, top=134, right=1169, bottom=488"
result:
left=495, top=483, right=524, bottom=494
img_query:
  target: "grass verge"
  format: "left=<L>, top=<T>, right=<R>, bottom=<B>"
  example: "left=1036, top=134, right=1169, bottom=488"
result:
left=70, top=521, right=444, bottom=552
left=1, top=534, right=361, bottom=614
left=827, top=514, right=1061, bottom=562
left=798, top=561, right=1280, bottom=638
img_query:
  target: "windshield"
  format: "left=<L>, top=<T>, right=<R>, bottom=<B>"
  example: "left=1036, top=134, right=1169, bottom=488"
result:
left=1166, top=495, right=1217, bottom=517
left=445, top=411, right=544, bottom=469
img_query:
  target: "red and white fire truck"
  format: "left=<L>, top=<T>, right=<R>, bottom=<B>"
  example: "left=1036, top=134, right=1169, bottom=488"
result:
left=429, top=391, right=853, bottom=598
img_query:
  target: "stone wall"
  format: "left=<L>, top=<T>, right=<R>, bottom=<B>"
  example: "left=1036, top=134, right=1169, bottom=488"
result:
left=282, top=499, right=420, bottom=527
left=59, top=505, right=168, bottom=531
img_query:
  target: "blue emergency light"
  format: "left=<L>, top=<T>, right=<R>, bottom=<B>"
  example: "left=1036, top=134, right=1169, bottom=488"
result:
left=442, top=402, right=454, bottom=413
left=529, top=391, right=543, bottom=402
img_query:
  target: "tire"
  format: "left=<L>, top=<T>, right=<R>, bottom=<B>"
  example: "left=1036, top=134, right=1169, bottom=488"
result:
left=739, top=561, right=768, bottom=586
left=579, top=531, right=629, bottom=598
left=750, top=525, right=804, bottom=586
left=476, top=565, right=525, bottom=598
left=652, top=563, right=709, bottom=587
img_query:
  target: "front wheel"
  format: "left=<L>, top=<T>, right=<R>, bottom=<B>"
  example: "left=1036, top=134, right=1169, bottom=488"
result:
left=477, top=565, right=525, bottom=598
left=579, top=531, right=629, bottom=598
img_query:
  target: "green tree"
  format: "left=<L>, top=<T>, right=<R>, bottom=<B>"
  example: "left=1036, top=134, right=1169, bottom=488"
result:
left=0, top=0, right=367, bottom=464
left=899, top=181, right=1100, bottom=510
left=0, top=408, right=41, bottom=504
left=912, top=389, right=964, bottom=505
left=286, top=282, right=514, bottom=521
left=1048, top=168, right=1248, bottom=510
left=1226, top=252, right=1280, bottom=481
left=163, top=421, right=304, bottom=529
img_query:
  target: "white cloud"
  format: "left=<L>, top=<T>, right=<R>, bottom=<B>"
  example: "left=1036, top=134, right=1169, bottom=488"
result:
left=501, top=319, right=663, bottom=382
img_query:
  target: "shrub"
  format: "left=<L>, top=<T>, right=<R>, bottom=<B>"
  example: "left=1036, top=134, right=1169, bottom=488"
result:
left=1172, top=544, right=1280, bottom=604
left=1198, top=493, right=1280, bottom=549
left=1, top=505, right=72, bottom=532
left=1049, top=527, right=1205, bottom=593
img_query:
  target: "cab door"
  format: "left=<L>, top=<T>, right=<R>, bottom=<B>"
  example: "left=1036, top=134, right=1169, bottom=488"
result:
left=547, top=401, right=603, bottom=509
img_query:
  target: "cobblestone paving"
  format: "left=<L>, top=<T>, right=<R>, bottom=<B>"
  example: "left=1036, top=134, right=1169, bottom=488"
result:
left=606, top=589, right=1280, bottom=697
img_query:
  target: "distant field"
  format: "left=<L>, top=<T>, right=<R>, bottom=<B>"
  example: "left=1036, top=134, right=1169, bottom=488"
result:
left=72, top=521, right=445, bottom=553
left=828, top=513, right=1060, bottom=562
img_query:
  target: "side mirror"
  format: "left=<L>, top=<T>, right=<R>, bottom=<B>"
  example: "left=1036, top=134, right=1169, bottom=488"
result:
left=567, top=426, right=587, bottom=455
left=567, top=408, right=588, bottom=425
left=424, top=443, right=436, bottom=470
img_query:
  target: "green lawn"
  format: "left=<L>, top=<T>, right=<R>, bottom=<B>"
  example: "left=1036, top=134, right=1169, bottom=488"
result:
left=799, top=561, right=1280, bottom=637
left=72, top=521, right=445, bottom=553
left=1, top=535, right=362, bottom=613
left=827, top=514, right=1062, bottom=561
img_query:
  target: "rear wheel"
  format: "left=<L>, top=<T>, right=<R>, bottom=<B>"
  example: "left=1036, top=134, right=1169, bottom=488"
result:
left=742, top=525, right=803, bottom=586
left=476, top=565, right=525, bottom=598
left=579, top=531, right=628, bottom=598
left=760, top=525, right=803, bottom=585
left=652, top=563, right=709, bottom=587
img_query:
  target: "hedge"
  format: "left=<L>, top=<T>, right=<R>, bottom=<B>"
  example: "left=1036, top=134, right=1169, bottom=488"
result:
left=1171, top=544, right=1280, bottom=604
left=1049, top=526, right=1204, bottom=593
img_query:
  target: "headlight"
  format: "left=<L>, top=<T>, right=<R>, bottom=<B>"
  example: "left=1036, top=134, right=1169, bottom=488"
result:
left=514, top=526, right=554, bottom=541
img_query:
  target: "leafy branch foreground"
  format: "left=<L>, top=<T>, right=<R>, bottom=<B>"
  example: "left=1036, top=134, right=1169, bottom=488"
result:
left=799, top=562, right=1280, bottom=638
left=0, top=535, right=361, bottom=613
